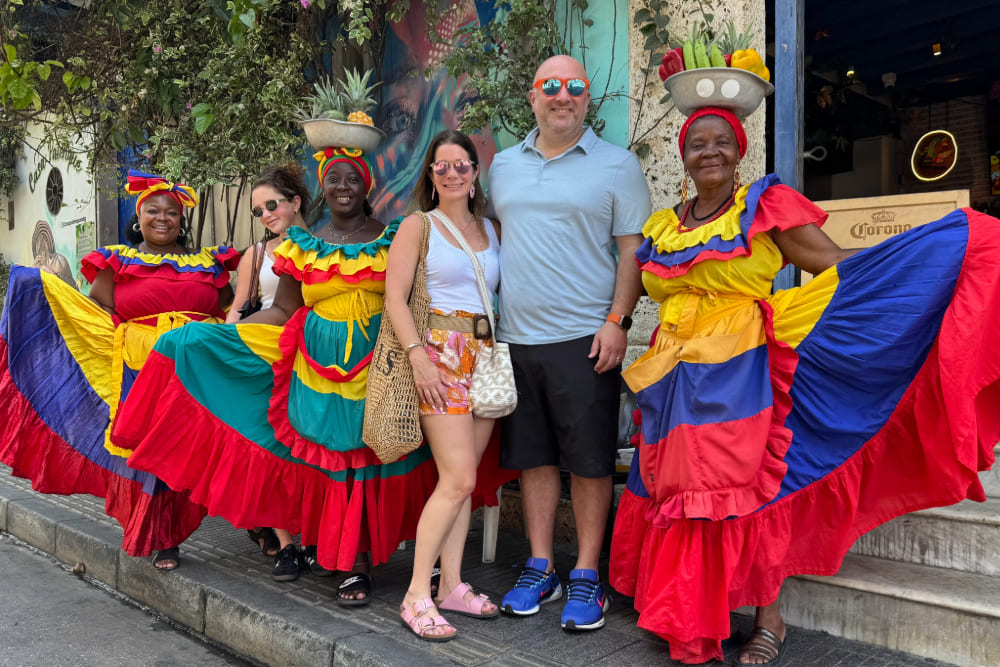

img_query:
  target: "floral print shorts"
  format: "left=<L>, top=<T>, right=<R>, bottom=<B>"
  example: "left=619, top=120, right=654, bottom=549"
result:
left=419, top=309, right=492, bottom=416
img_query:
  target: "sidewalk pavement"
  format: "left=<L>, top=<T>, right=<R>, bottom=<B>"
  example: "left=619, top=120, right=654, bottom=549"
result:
left=0, top=467, right=952, bottom=667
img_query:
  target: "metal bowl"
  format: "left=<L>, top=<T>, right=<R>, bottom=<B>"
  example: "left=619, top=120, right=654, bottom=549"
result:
left=663, top=68, right=774, bottom=119
left=300, top=118, right=385, bottom=152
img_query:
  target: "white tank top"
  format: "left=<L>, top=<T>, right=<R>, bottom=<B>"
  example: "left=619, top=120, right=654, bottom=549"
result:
left=257, top=245, right=280, bottom=309
left=425, top=218, right=500, bottom=314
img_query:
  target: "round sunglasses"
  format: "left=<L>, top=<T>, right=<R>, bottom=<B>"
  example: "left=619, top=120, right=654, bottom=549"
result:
left=533, top=77, right=590, bottom=97
left=250, top=198, right=288, bottom=218
left=430, top=159, right=475, bottom=176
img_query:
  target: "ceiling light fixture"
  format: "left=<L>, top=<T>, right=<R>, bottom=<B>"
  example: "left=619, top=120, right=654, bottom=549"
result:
left=932, top=43, right=942, bottom=56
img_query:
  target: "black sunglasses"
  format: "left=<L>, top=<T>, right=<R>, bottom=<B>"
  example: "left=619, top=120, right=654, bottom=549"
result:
left=250, top=198, right=288, bottom=218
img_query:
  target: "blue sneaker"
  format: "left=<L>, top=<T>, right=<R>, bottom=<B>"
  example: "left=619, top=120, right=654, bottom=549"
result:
left=560, top=568, right=610, bottom=631
left=501, top=557, right=562, bottom=616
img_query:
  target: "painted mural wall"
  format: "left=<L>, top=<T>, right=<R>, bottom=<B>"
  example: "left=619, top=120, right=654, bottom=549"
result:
left=301, top=0, right=632, bottom=228
left=0, top=122, right=98, bottom=294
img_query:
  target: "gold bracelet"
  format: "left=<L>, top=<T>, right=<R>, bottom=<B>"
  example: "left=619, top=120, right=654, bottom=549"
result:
left=404, top=342, right=423, bottom=354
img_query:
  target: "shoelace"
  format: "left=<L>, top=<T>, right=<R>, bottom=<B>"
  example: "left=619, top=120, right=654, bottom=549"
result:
left=514, top=566, right=550, bottom=589
left=566, top=578, right=600, bottom=603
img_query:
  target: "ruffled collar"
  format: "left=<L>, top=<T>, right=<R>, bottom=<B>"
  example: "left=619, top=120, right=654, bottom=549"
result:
left=286, top=218, right=399, bottom=260
left=96, top=244, right=233, bottom=271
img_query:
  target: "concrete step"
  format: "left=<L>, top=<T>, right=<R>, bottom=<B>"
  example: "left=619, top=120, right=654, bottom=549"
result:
left=850, top=498, right=1000, bottom=576
left=982, top=463, right=1000, bottom=498
left=782, top=554, right=1000, bottom=667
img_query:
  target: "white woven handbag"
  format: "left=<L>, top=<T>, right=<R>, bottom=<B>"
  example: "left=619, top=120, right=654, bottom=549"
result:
left=428, top=209, right=517, bottom=418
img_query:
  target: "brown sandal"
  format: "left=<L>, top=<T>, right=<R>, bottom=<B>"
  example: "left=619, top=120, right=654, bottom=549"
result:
left=738, top=625, right=785, bottom=665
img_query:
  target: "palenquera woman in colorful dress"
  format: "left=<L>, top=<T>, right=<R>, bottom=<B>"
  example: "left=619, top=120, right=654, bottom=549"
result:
left=608, top=105, right=1000, bottom=664
left=0, top=170, right=239, bottom=570
left=112, top=148, right=438, bottom=601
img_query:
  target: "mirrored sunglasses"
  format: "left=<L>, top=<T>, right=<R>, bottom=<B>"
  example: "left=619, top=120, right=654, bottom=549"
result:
left=250, top=198, right=288, bottom=218
left=430, top=159, right=475, bottom=176
left=534, top=77, right=590, bottom=97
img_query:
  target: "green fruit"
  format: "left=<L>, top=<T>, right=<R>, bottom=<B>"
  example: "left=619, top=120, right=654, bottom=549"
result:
left=682, top=40, right=696, bottom=70
left=694, top=40, right=710, bottom=69
left=709, top=44, right=726, bottom=68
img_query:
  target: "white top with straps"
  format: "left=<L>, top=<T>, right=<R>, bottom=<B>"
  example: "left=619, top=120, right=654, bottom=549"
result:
left=425, top=218, right=499, bottom=314
left=258, top=246, right=279, bottom=309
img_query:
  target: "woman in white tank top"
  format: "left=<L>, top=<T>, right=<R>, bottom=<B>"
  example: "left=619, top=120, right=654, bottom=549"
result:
left=225, top=164, right=308, bottom=323
left=383, top=130, right=503, bottom=641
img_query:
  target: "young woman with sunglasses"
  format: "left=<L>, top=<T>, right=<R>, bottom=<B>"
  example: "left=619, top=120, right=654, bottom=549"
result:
left=225, top=165, right=309, bottom=566
left=225, top=165, right=309, bottom=324
left=382, top=129, right=502, bottom=641
left=112, top=153, right=437, bottom=601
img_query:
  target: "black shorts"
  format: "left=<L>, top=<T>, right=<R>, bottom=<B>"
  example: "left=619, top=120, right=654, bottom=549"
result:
left=499, top=336, right=620, bottom=478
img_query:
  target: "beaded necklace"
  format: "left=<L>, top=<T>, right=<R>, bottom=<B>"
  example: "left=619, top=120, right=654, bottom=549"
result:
left=679, top=194, right=734, bottom=229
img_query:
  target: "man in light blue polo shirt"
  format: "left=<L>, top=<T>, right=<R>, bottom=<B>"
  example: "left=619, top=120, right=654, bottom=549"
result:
left=487, top=54, right=651, bottom=632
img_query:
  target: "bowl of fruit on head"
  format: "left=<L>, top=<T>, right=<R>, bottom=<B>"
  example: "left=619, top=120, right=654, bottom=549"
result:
left=298, top=68, right=385, bottom=153
left=659, top=22, right=774, bottom=119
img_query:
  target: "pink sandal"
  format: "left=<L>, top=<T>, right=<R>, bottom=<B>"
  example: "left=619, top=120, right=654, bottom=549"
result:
left=436, top=582, right=499, bottom=619
left=400, top=598, right=457, bottom=642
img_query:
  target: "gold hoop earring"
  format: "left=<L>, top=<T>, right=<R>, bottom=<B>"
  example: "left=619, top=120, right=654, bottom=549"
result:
left=732, top=163, right=741, bottom=197
left=680, top=173, right=689, bottom=203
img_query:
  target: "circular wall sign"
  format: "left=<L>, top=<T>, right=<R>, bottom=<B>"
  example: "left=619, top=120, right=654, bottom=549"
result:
left=45, top=167, right=64, bottom=215
left=910, top=130, right=958, bottom=182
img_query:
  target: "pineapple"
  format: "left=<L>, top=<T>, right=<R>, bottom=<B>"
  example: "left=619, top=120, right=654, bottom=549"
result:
left=294, top=68, right=379, bottom=125
left=339, top=69, right=379, bottom=126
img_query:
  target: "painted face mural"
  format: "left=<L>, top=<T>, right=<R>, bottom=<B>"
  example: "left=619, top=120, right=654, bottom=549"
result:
left=368, top=1, right=498, bottom=221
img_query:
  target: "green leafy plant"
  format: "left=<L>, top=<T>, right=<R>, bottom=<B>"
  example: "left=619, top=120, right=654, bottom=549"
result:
left=435, top=0, right=605, bottom=141
left=0, top=121, right=24, bottom=197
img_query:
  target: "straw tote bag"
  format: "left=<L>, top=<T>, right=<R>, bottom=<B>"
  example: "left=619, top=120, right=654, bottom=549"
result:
left=362, top=213, right=432, bottom=464
left=428, top=209, right=517, bottom=419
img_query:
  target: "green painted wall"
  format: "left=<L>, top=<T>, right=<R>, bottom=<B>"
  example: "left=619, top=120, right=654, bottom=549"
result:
left=557, top=0, right=632, bottom=148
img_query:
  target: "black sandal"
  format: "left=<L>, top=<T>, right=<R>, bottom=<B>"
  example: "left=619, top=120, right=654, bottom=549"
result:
left=337, top=572, right=372, bottom=607
left=430, top=566, right=441, bottom=598
left=301, top=545, right=336, bottom=577
left=247, top=527, right=280, bottom=557
left=152, top=546, right=180, bottom=572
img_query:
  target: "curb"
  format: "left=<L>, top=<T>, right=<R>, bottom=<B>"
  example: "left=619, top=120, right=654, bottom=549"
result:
left=0, top=478, right=444, bottom=667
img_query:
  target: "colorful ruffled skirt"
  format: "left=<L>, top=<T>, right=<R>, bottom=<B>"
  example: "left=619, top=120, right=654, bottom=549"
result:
left=113, top=305, right=442, bottom=571
left=610, top=209, right=1000, bottom=663
left=0, top=266, right=208, bottom=555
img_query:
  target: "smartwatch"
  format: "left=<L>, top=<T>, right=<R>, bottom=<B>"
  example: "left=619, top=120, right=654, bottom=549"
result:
left=606, top=312, right=633, bottom=331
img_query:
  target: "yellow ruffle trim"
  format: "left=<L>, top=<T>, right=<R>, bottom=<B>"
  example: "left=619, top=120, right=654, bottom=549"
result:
left=643, top=184, right=753, bottom=255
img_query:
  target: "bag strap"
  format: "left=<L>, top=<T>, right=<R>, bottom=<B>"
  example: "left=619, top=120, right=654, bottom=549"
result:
left=412, top=211, right=432, bottom=304
left=247, top=242, right=263, bottom=303
left=426, top=208, right=496, bottom=343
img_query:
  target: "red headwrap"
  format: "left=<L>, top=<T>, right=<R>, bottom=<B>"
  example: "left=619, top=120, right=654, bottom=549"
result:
left=314, top=147, right=375, bottom=196
left=678, top=107, right=748, bottom=159
left=126, top=169, right=199, bottom=214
